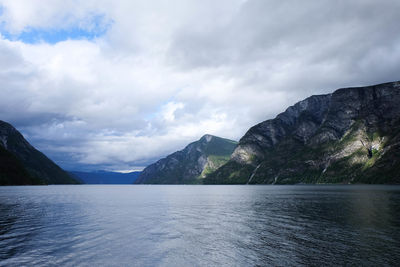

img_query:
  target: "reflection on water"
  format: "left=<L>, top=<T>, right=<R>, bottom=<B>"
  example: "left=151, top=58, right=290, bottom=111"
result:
left=0, top=185, right=399, bottom=266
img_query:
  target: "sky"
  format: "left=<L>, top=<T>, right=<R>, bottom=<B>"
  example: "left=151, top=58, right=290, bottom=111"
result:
left=0, top=0, right=399, bottom=172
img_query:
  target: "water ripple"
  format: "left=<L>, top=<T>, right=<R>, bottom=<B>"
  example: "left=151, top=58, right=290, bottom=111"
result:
left=0, top=185, right=399, bottom=266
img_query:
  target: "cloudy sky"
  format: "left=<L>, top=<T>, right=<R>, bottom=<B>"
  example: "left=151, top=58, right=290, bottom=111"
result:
left=0, top=0, right=399, bottom=171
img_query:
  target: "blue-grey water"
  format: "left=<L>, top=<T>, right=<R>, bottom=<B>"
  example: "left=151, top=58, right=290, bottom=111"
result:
left=0, top=185, right=400, bottom=266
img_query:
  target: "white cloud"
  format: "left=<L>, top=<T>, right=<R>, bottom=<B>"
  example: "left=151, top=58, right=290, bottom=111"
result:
left=161, top=102, right=184, bottom=122
left=0, top=0, right=399, bottom=171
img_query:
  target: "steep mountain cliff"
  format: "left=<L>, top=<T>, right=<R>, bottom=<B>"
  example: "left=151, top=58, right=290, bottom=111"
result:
left=205, top=81, right=400, bottom=184
left=0, top=120, right=79, bottom=185
left=135, top=134, right=238, bottom=184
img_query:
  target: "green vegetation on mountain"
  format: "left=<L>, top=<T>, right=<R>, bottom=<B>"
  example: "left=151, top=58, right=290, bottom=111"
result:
left=205, top=81, right=400, bottom=184
left=135, top=134, right=237, bottom=184
left=0, top=145, right=37, bottom=185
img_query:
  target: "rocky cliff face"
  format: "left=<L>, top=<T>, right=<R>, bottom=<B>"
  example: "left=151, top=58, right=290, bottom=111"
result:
left=135, top=134, right=238, bottom=184
left=205, top=81, right=400, bottom=184
left=0, top=120, right=79, bottom=185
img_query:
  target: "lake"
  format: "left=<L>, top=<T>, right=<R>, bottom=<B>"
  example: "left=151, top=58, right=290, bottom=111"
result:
left=0, top=185, right=399, bottom=266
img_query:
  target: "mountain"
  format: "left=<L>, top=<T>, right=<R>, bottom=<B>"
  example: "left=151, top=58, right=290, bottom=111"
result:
left=135, top=134, right=238, bottom=184
left=0, top=145, right=36, bottom=185
left=0, top=120, right=79, bottom=185
left=205, top=81, right=400, bottom=184
left=70, top=170, right=141, bottom=184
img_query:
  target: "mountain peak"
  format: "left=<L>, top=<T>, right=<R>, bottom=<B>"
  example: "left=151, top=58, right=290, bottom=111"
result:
left=200, top=134, right=214, bottom=143
left=135, top=134, right=237, bottom=184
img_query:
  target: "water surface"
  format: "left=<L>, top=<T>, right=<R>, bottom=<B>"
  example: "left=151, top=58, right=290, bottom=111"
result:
left=0, top=185, right=399, bottom=266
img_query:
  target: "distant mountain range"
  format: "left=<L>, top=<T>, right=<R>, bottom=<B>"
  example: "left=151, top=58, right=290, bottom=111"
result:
left=206, top=81, right=400, bottom=184
left=0, top=120, right=79, bottom=185
left=135, top=134, right=238, bottom=184
left=70, top=170, right=140, bottom=184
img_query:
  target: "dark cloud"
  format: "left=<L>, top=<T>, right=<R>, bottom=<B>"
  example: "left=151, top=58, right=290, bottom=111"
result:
left=169, top=0, right=400, bottom=69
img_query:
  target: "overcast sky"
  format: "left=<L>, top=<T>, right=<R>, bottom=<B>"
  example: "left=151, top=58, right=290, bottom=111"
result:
left=0, top=0, right=399, bottom=171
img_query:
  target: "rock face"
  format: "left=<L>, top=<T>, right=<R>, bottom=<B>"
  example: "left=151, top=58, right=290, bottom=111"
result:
left=135, top=134, right=238, bottom=184
left=205, top=81, right=400, bottom=184
left=0, top=120, right=79, bottom=185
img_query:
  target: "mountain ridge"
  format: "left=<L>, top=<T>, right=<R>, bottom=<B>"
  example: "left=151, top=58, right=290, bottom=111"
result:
left=0, top=120, right=79, bottom=185
left=135, top=134, right=238, bottom=184
left=205, top=81, right=400, bottom=184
